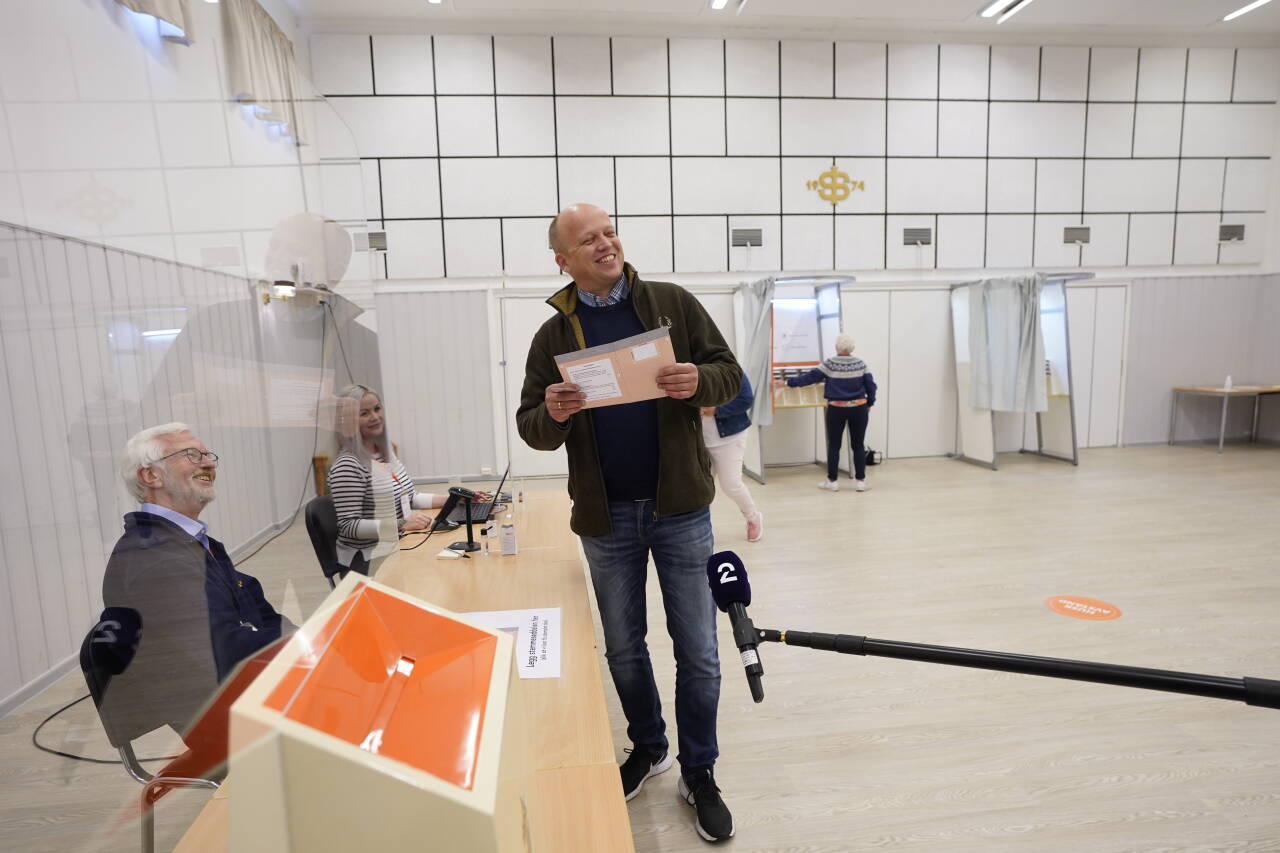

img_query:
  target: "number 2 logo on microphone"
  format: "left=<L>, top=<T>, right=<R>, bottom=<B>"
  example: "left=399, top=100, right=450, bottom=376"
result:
left=717, top=562, right=738, bottom=584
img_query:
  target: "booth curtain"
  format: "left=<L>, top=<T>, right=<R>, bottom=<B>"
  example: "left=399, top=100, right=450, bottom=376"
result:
left=969, top=274, right=1048, bottom=413
left=735, top=276, right=776, bottom=428
left=221, top=0, right=309, bottom=143
left=116, top=0, right=193, bottom=43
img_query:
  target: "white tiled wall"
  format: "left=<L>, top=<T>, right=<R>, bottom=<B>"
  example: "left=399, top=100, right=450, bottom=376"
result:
left=309, top=36, right=1280, bottom=277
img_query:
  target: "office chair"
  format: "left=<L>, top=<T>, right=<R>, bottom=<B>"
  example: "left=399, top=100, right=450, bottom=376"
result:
left=79, top=616, right=218, bottom=853
left=304, top=494, right=342, bottom=588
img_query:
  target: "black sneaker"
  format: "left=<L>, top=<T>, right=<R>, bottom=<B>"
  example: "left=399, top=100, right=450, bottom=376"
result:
left=619, top=744, right=672, bottom=801
left=678, top=766, right=735, bottom=842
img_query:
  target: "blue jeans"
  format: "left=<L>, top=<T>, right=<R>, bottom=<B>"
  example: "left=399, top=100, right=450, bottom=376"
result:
left=580, top=501, right=720, bottom=770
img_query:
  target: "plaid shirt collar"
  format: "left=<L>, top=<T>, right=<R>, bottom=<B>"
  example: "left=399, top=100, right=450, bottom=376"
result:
left=576, top=274, right=629, bottom=307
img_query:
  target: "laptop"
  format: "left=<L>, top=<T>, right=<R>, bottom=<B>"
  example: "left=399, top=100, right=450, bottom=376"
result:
left=445, top=465, right=509, bottom=525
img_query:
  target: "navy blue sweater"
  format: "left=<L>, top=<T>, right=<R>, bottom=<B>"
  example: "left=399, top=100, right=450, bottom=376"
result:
left=575, top=300, right=660, bottom=502
left=787, top=355, right=877, bottom=404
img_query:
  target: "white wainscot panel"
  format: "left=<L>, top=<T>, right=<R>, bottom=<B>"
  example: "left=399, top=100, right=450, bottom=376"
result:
left=727, top=215, right=780, bottom=272
left=1132, top=104, right=1182, bottom=157
left=781, top=215, right=834, bottom=271
left=885, top=215, right=936, bottom=269
left=310, top=34, right=372, bottom=95
left=887, top=158, right=985, bottom=213
left=938, top=102, right=987, bottom=157
left=553, top=36, right=611, bottom=95
left=444, top=219, right=503, bottom=278
left=617, top=216, right=673, bottom=272
left=670, top=39, right=724, bottom=96
left=985, top=214, right=1033, bottom=268
left=1040, top=46, right=1089, bottom=101
left=726, top=99, right=779, bottom=155
left=1181, top=104, right=1276, bottom=157
left=502, top=218, right=557, bottom=276
left=990, top=45, right=1039, bottom=100
left=1088, top=47, right=1138, bottom=101
left=835, top=42, right=886, bottom=97
left=843, top=289, right=890, bottom=456
left=1137, top=48, right=1186, bottom=101
left=556, top=97, right=669, bottom=155
left=939, top=44, right=988, bottom=100
left=936, top=215, right=985, bottom=269
left=434, top=35, right=495, bottom=94
left=615, top=158, right=672, bottom=215
left=497, top=97, right=556, bottom=156
left=673, top=216, right=728, bottom=272
left=1126, top=213, right=1175, bottom=265
left=1080, top=214, right=1129, bottom=267
left=612, top=37, right=669, bottom=96
left=322, top=97, right=436, bottom=158
left=1223, top=159, right=1271, bottom=211
left=1065, top=286, right=1096, bottom=449
left=1087, top=286, right=1127, bottom=447
left=1177, top=159, right=1225, bottom=212
left=438, top=97, right=497, bottom=157
left=1035, top=160, right=1083, bottom=213
left=782, top=40, right=833, bottom=97
left=1034, top=214, right=1082, bottom=268
left=672, top=158, right=779, bottom=215
left=557, top=158, right=615, bottom=210
left=1218, top=213, right=1266, bottom=263
left=835, top=215, right=885, bottom=270
left=1185, top=48, right=1234, bottom=101
left=887, top=101, right=937, bottom=157
left=380, top=159, right=441, bottom=219
left=440, top=158, right=557, bottom=217
left=1173, top=213, right=1220, bottom=265
left=887, top=43, right=937, bottom=99
left=494, top=36, right=553, bottom=94
left=726, top=39, right=779, bottom=96
left=372, top=35, right=434, bottom=94
left=887, top=289, right=956, bottom=457
left=1233, top=49, right=1280, bottom=101
left=384, top=220, right=444, bottom=278
left=988, top=159, right=1034, bottom=212
left=1084, top=160, right=1178, bottom=212
left=671, top=97, right=726, bottom=155
left=781, top=100, right=885, bottom=156
left=988, top=102, right=1086, bottom=157
left=1085, top=103, right=1135, bottom=157
left=501, top=296, right=568, bottom=477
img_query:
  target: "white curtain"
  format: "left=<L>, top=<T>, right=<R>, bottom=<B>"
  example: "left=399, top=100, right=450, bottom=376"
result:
left=735, top=276, right=776, bottom=427
left=969, top=274, right=1048, bottom=413
left=116, top=0, right=193, bottom=43
left=221, top=0, right=309, bottom=143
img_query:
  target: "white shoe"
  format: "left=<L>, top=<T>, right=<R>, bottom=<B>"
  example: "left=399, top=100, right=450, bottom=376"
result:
left=746, top=512, right=764, bottom=542
left=855, top=479, right=870, bottom=492
left=818, top=479, right=839, bottom=492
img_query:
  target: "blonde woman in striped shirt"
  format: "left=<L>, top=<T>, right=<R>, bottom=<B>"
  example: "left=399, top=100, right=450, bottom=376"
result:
left=325, top=385, right=446, bottom=575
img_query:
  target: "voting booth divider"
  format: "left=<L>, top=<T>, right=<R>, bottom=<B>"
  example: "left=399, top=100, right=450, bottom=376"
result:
left=228, top=572, right=534, bottom=852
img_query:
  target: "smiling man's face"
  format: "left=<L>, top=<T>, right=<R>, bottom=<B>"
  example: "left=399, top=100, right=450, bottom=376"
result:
left=145, top=432, right=217, bottom=519
left=553, top=204, right=625, bottom=297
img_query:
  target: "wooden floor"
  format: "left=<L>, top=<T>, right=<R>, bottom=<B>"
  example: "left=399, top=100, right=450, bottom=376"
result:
left=2, top=445, right=1278, bottom=852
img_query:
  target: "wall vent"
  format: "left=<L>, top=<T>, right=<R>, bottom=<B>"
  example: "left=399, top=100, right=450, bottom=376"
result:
left=367, top=230, right=388, bottom=252
left=1219, top=224, right=1245, bottom=243
left=731, top=228, right=763, bottom=247
left=1063, top=226, right=1091, bottom=245
left=903, top=227, right=932, bottom=246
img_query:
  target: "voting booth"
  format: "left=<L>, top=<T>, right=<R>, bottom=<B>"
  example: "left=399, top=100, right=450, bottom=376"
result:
left=228, top=573, right=534, bottom=852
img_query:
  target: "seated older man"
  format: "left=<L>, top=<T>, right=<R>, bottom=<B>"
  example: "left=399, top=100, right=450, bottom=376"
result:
left=101, top=422, right=289, bottom=735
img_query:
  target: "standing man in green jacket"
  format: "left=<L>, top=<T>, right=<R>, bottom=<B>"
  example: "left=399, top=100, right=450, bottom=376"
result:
left=516, top=203, right=742, bottom=844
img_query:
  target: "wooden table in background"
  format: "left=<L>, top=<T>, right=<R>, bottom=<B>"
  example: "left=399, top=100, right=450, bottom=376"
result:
left=174, top=491, right=633, bottom=852
left=1168, top=384, right=1280, bottom=453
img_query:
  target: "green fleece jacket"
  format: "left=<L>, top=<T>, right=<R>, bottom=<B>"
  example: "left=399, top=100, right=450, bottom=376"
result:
left=516, top=264, right=743, bottom=537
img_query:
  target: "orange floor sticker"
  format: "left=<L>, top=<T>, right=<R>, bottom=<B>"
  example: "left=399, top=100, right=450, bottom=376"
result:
left=1045, top=595, right=1122, bottom=620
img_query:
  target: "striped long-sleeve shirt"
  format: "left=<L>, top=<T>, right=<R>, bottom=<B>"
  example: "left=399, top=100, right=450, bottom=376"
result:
left=326, top=451, right=415, bottom=566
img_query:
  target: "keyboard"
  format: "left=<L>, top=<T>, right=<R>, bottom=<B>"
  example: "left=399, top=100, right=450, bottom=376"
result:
left=446, top=501, right=507, bottom=524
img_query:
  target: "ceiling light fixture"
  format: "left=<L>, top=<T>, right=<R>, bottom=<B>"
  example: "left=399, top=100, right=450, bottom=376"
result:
left=997, top=0, right=1038, bottom=23
left=710, top=0, right=730, bottom=9
left=979, top=0, right=1021, bottom=18
left=1224, top=0, right=1275, bottom=21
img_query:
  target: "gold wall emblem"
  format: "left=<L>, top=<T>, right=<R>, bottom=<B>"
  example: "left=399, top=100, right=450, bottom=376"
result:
left=807, top=167, right=864, bottom=205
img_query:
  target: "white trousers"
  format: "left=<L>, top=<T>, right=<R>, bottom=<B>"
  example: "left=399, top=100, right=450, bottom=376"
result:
left=706, top=430, right=758, bottom=518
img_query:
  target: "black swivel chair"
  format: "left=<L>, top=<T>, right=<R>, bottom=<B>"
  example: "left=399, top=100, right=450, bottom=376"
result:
left=80, top=614, right=218, bottom=853
left=304, top=495, right=342, bottom=588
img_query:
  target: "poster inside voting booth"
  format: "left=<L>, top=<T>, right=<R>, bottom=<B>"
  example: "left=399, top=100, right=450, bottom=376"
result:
left=771, top=280, right=845, bottom=410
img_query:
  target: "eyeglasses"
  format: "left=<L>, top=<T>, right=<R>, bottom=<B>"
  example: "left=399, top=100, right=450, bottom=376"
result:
left=153, top=448, right=220, bottom=466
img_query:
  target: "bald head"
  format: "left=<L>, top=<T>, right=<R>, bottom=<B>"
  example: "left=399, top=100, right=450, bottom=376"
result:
left=547, top=203, right=625, bottom=296
left=548, top=203, right=609, bottom=254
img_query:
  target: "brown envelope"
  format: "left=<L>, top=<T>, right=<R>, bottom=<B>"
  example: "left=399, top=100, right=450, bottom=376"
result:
left=553, top=328, right=677, bottom=409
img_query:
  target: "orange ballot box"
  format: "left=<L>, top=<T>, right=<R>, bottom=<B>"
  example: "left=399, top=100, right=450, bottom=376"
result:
left=228, top=572, right=534, bottom=853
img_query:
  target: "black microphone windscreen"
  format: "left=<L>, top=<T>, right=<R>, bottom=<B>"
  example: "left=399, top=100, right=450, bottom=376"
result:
left=705, top=550, right=751, bottom=612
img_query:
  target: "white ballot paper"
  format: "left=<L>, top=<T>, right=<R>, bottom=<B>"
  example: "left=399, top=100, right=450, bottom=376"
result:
left=461, top=607, right=561, bottom=679
left=564, top=358, right=623, bottom=402
left=553, top=327, right=677, bottom=410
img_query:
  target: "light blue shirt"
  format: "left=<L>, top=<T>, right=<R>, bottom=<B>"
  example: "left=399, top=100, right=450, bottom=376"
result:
left=140, top=502, right=210, bottom=550
left=576, top=274, right=629, bottom=307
